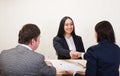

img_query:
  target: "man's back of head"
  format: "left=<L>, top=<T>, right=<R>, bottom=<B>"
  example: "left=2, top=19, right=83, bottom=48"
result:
left=18, top=23, right=41, bottom=50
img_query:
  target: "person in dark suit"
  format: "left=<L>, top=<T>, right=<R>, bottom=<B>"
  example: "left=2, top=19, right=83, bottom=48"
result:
left=53, top=16, right=85, bottom=59
left=0, top=24, right=56, bottom=76
left=67, top=21, right=120, bottom=76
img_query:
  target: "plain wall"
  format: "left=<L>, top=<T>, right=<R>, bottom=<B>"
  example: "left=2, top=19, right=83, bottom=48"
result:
left=0, top=0, right=120, bottom=59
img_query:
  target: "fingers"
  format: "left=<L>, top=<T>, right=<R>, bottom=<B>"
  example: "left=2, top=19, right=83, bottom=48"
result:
left=70, top=51, right=82, bottom=59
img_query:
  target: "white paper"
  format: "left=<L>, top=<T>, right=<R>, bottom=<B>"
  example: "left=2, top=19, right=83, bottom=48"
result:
left=51, top=60, right=85, bottom=71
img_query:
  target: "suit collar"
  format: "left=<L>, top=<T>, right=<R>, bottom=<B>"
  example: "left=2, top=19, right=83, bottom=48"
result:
left=19, top=44, right=32, bottom=50
left=99, top=39, right=110, bottom=44
left=16, top=45, right=33, bottom=52
left=62, top=36, right=69, bottom=50
left=63, top=35, right=77, bottom=50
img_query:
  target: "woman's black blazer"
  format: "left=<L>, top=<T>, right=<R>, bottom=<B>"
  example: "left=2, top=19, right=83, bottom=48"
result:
left=53, top=35, right=85, bottom=59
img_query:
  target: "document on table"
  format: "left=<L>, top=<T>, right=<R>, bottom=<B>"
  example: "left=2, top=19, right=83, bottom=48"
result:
left=50, top=60, right=85, bottom=71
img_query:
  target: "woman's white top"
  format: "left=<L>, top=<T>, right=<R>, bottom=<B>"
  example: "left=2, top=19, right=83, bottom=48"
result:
left=65, top=36, right=76, bottom=51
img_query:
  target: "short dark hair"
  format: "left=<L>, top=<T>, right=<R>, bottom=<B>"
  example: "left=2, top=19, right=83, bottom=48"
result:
left=95, top=21, right=115, bottom=43
left=18, top=23, right=40, bottom=44
left=57, top=16, right=76, bottom=37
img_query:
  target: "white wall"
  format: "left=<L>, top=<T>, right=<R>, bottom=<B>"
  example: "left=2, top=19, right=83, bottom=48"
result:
left=0, top=0, right=120, bottom=59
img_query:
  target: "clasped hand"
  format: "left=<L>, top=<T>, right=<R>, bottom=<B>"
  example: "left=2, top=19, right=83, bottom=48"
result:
left=70, top=51, right=81, bottom=59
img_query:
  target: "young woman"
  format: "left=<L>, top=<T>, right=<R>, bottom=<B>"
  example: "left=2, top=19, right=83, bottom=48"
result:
left=68, top=21, right=120, bottom=76
left=53, top=16, right=85, bottom=59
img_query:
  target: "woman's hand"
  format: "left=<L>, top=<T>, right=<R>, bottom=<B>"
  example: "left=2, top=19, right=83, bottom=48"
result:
left=70, top=51, right=81, bottom=59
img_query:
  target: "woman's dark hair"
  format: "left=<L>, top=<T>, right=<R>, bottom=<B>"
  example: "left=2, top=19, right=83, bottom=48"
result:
left=95, top=21, right=115, bottom=43
left=57, top=16, right=76, bottom=37
left=18, top=23, right=40, bottom=44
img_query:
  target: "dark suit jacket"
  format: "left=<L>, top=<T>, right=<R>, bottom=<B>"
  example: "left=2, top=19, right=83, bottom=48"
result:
left=75, top=40, right=120, bottom=76
left=53, top=35, right=85, bottom=59
left=0, top=45, right=56, bottom=76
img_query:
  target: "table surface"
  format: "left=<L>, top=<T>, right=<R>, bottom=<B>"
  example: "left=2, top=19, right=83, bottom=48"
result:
left=47, top=60, right=120, bottom=76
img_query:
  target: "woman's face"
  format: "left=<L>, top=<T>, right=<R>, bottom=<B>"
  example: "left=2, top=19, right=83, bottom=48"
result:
left=64, top=18, right=74, bottom=35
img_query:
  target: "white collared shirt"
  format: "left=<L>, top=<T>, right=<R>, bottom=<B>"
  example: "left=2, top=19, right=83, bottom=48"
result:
left=19, top=44, right=32, bottom=50
left=65, top=36, right=76, bottom=51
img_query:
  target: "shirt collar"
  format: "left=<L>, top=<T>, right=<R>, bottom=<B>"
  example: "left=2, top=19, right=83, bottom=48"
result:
left=19, top=44, right=32, bottom=50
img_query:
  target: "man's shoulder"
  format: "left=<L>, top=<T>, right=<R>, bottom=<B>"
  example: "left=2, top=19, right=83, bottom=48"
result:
left=33, top=52, right=44, bottom=59
left=1, top=46, right=17, bottom=54
left=1, top=45, right=44, bottom=60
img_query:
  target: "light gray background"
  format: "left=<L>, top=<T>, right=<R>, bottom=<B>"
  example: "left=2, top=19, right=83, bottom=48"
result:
left=0, top=0, right=120, bottom=59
